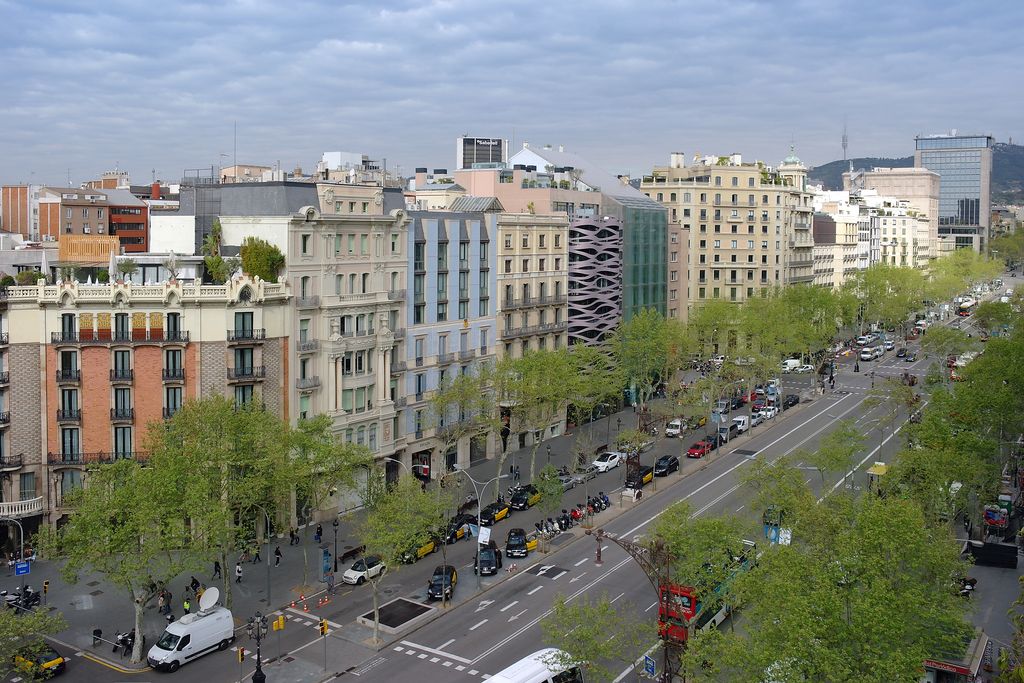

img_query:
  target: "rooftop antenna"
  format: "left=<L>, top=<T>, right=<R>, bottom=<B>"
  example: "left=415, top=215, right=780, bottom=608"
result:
left=842, top=118, right=849, bottom=161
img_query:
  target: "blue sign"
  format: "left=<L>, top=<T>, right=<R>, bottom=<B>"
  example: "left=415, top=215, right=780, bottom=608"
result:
left=14, top=561, right=30, bottom=576
left=322, top=549, right=331, bottom=577
left=644, top=655, right=656, bottom=677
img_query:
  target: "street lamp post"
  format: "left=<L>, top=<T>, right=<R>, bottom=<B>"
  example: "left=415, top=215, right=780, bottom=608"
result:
left=332, top=519, right=339, bottom=572
left=0, top=515, right=26, bottom=603
left=546, top=445, right=551, bottom=467
left=246, top=612, right=269, bottom=683
left=453, top=465, right=508, bottom=592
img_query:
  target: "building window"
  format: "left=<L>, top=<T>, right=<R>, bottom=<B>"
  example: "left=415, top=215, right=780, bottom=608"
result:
left=504, top=234, right=512, bottom=249
left=459, top=301, right=468, bottom=320
left=391, top=233, right=400, bottom=254
left=731, top=240, right=737, bottom=248
left=521, top=234, right=529, bottom=248
left=234, top=384, right=254, bottom=405
left=505, top=259, right=512, bottom=273
left=414, top=304, right=425, bottom=324
left=554, top=234, right=561, bottom=248
left=19, top=472, right=35, bottom=501
left=301, top=234, right=311, bottom=255
left=539, top=258, right=546, bottom=271
left=165, top=386, right=182, bottom=416
left=713, top=240, right=720, bottom=249
left=437, top=302, right=448, bottom=321
left=114, top=426, right=132, bottom=457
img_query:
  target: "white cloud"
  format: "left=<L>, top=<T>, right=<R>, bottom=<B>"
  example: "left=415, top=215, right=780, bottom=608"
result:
left=0, top=0, right=1021, bottom=183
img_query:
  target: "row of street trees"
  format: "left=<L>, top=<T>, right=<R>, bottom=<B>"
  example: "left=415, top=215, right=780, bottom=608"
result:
left=36, top=399, right=371, bottom=663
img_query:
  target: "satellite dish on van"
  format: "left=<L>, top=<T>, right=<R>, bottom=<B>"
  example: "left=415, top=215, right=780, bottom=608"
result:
left=199, top=586, right=219, bottom=611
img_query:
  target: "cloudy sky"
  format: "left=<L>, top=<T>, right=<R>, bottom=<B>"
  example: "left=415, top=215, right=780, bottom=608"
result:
left=2, top=0, right=1021, bottom=186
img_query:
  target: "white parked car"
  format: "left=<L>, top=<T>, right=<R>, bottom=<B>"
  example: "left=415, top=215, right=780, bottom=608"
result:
left=883, top=339, right=895, bottom=350
left=750, top=412, right=765, bottom=427
left=794, top=364, right=815, bottom=374
left=342, top=556, right=386, bottom=585
left=665, top=419, right=684, bottom=438
left=856, top=336, right=869, bottom=346
left=592, top=451, right=625, bottom=472
left=859, top=347, right=875, bottom=361
left=759, top=406, right=779, bottom=419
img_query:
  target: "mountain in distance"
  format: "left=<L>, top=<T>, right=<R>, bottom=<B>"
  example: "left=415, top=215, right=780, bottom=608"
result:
left=809, top=143, right=1024, bottom=205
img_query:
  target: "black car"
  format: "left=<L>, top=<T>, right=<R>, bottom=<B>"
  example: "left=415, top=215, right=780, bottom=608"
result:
left=705, top=432, right=723, bottom=449
left=474, top=540, right=503, bottom=575
left=896, top=347, right=907, bottom=358
left=654, top=455, right=680, bottom=476
left=905, top=351, right=918, bottom=362
left=505, top=528, right=530, bottom=558
left=730, top=396, right=746, bottom=410
left=509, top=484, right=540, bottom=510
left=445, top=513, right=475, bottom=544
left=426, top=565, right=458, bottom=600
left=478, top=500, right=511, bottom=526
left=782, top=394, right=799, bottom=410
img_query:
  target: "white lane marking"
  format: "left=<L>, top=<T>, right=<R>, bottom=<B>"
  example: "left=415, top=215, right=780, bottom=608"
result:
left=438, top=638, right=455, bottom=649
left=645, top=601, right=658, bottom=612
left=527, top=585, right=543, bottom=595
left=287, top=607, right=341, bottom=628
left=418, top=653, right=428, bottom=659
left=574, top=558, right=589, bottom=566
left=469, top=619, right=488, bottom=631
left=470, top=557, right=633, bottom=664
left=551, top=570, right=567, bottom=580
left=569, top=571, right=588, bottom=583
left=499, top=600, right=519, bottom=612
left=735, top=505, right=745, bottom=512
left=443, top=661, right=453, bottom=667
left=393, top=646, right=404, bottom=652
left=508, top=609, right=528, bottom=622
left=400, top=640, right=472, bottom=664
left=468, top=670, right=479, bottom=675
left=456, top=665, right=466, bottom=671
left=430, top=656, right=439, bottom=663
left=609, top=591, right=625, bottom=604
left=618, top=394, right=857, bottom=539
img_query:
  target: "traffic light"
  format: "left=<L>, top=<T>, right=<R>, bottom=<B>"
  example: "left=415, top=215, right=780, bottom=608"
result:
left=272, top=615, right=285, bottom=632
left=318, top=619, right=328, bottom=636
left=238, top=647, right=246, bottom=663
left=42, top=580, right=50, bottom=595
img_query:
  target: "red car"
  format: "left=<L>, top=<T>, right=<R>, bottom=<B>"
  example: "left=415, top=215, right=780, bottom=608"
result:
left=687, top=441, right=712, bottom=458
left=752, top=400, right=766, bottom=412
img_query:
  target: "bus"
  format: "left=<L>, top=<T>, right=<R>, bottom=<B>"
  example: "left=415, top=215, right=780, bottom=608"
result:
left=957, top=298, right=977, bottom=316
left=488, top=648, right=585, bottom=683
left=658, top=539, right=757, bottom=643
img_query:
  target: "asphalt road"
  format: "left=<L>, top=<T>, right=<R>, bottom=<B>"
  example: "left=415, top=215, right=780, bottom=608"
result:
left=11, top=276, right=1018, bottom=682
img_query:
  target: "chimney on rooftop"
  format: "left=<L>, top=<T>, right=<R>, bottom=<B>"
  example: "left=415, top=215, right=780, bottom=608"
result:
left=151, top=182, right=161, bottom=200
left=669, top=152, right=685, bottom=169
left=415, top=167, right=428, bottom=189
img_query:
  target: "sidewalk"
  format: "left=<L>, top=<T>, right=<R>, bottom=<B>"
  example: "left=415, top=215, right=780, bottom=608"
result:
left=16, top=403, right=645, bottom=663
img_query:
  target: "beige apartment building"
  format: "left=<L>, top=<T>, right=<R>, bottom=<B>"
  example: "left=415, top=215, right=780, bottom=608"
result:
left=641, top=152, right=816, bottom=314
left=844, top=167, right=940, bottom=249
left=496, top=212, right=570, bottom=357
left=667, top=223, right=690, bottom=322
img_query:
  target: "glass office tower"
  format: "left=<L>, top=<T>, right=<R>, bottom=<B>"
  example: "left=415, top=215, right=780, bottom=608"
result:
left=914, top=133, right=993, bottom=250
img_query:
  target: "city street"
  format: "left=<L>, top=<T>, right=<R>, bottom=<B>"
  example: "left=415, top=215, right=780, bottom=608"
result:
left=7, top=280, right=1020, bottom=683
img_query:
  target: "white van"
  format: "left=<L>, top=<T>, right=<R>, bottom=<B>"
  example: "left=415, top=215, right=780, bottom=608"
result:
left=488, top=648, right=584, bottom=683
left=781, top=359, right=800, bottom=373
left=732, top=415, right=750, bottom=434
left=147, top=588, right=234, bottom=672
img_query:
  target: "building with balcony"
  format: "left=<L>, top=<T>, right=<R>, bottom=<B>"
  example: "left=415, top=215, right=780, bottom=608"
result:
left=641, top=150, right=816, bottom=314
left=843, top=166, right=940, bottom=254
left=217, top=181, right=411, bottom=512
left=402, top=210, right=497, bottom=480
left=2, top=275, right=290, bottom=530
left=496, top=212, right=569, bottom=357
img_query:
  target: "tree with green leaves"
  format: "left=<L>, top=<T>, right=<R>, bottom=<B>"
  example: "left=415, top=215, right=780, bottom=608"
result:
left=357, top=475, right=453, bottom=643
left=541, top=594, right=657, bottom=682
left=565, top=342, right=622, bottom=461
left=844, top=263, right=925, bottom=334
left=533, top=464, right=566, bottom=545
left=973, top=300, right=1015, bottom=336
left=144, top=397, right=295, bottom=607
left=0, top=609, right=67, bottom=679
left=240, top=236, right=285, bottom=282
left=701, top=495, right=972, bottom=683
left=503, top=350, right=575, bottom=480
left=36, top=460, right=196, bottom=663
left=202, top=219, right=239, bottom=284
left=612, top=308, right=669, bottom=416
left=15, top=270, right=40, bottom=286
left=429, top=368, right=494, bottom=481
left=803, top=419, right=865, bottom=488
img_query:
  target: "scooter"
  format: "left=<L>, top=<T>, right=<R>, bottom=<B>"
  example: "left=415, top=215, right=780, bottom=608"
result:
left=114, top=629, right=136, bottom=656
left=599, top=492, right=611, bottom=508
left=569, top=506, right=583, bottom=522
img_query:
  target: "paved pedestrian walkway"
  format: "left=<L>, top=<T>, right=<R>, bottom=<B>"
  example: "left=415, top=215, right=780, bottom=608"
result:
left=11, top=403, right=646, bottom=666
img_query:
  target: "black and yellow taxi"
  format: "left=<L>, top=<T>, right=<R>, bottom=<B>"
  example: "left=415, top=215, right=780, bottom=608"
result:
left=401, top=536, right=439, bottom=563
left=509, top=485, right=542, bottom=511
left=445, top=513, right=475, bottom=544
left=478, top=500, right=511, bottom=526
left=13, top=643, right=67, bottom=678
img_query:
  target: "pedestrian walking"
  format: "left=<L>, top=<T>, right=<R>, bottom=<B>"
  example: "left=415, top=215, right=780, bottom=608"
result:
left=274, top=546, right=282, bottom=567
left=326, top=571, right=336, bottom=595
left=162, top=590, right=172, bottom=615
left=157, top=592, right=166, bottom=614
left=183, top=597, right=191, bottom=614
left=252, top=545, right=261, bottom=564
left=189, top=576, right=200, bottom=594
left=829, top=375, right=836, bottom=390
left=289, top=528, right=299, bottom=546
left=315, top=524, right=323, bottom=544
left=513, top=465, right=520, bottom=483
left=235, top=562, right=243, bottom=583
left=212, top=560, right=221, bottom=579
